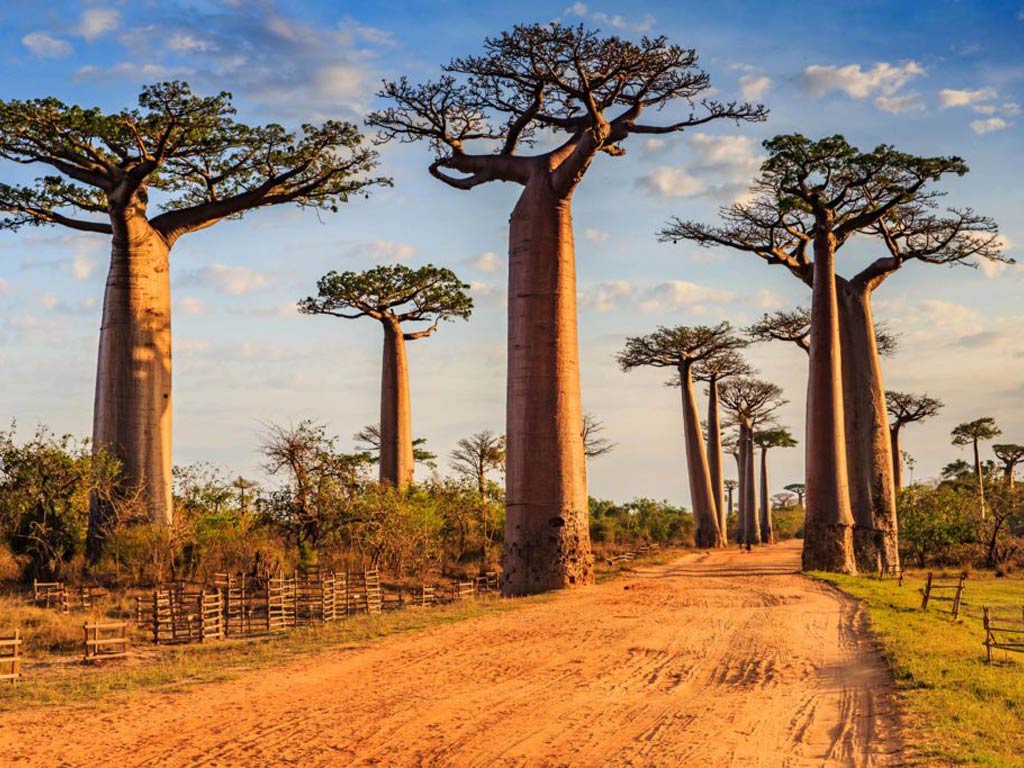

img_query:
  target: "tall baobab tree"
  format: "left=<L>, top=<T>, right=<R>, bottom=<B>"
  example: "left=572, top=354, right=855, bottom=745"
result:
left=617, top=324, right=747, bottom=547
left=885, top=391, right=943, bottom=491
left=663, top=134, right=1000, bottom=573
left=450, top=430, right=506, bottom=571
left=785, top=482, right=806, bottom=507
left=299, top=265, right=472, bottom=489
left=0, top=82, right=386, bottom=554
left=368, top=23, right=766, bottom=594
left=753, top=428, right=798, bottom=544
left=718, top=378, right=787, bottom=549
left=694, top=349, right=753, bottom=540
left=992, top=444, right=1024, bottom=488
left=951, top=418, right=1002, bottom=513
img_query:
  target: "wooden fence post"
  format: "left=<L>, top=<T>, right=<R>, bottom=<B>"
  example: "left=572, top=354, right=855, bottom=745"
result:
left=921, top=573, right=933, bottom=611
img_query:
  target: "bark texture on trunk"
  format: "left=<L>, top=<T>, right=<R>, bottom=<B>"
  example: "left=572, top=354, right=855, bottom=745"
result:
left=379, top=319, right=414, bottom=489
left=759, top=445, right=773, bottom=544
left=802, top=230, right=856, bottom=573
left=706, top=380, right=727, bottom=542
left=681, top=365, right=723, bottom=548
left=503, top=178, right=593, bottom=595
left=89, top=210, right=173, bottom=543
left=837, top=280, right=898, bottom=572
left=890, top=426, right=903, bottom=492
left=741, top=426, right=759, bottom=547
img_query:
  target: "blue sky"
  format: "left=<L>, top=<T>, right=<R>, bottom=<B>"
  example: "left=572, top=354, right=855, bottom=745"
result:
left=1, top=0, right=1022, bottom=505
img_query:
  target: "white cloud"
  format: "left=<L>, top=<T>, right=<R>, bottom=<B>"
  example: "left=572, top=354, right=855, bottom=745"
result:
left=563, top=3, right=655, bottom=32
left=636, top=167, right=705, bottom=198
left=638, top=133, right=763, bottom=202
left=21, top=32, right=72, bottom=58
left=467, top=251, right=502, bottom=274
left=314, top=65, right=367, bottom=100
left=1002, top=102, right=1021, bottom=114
left=585, top=228, right=610, bottom=243
left=739, top=74, right=772, bottom=100
left=638, top=281, right=737, bottom=314
left=875, top=93, right=926, bottom=113
left=938, top=86, right=998, bottom=108
left=970, top=117, right=1008, bottom=134
left=349, top=240, right=415, bottom=262
left=176, top=296, right=206, bottom=315
left=74, top=62, right=193, bottom=82
left=754, top=289, right=786, bottom=310
left=579, top=280, right=635, bottom=313
left=803, top=61, right=924, bottom=99
left=76, top=8, right=120, bottom=42
left=71, top=254, right=97, bottom=281
left=166, top=33, right=216, bottom=54
left=0, top=277, right=10, bottom=295
left=189, top=264, right=270, bottom=295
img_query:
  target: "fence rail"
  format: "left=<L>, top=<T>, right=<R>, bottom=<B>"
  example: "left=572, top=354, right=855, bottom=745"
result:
left=0, top=630, right=22, bottom=683
left=920, top=572, right=967, bottom=618
left=83, top=621, right=128, bottom=662
left=983, top=606, right=1024, bottom=663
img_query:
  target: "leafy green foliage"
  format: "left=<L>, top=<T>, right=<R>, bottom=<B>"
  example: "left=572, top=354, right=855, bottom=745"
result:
left=589, top=497, right=694, bottom=546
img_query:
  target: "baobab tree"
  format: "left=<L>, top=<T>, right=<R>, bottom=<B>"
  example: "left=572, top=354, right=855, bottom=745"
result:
left=754, top=428, right=798, bottom=544
left=663, top=134, right=999, bottom=573
left=694, top=349, right=753, bottom=540
left=0, top=82, right=386, bottom=554
left=368, top=23, right=766, bottom=594
left=724, top=479, right=739, bottom=527
left=582, top=413, right=617, bottom=459
left=450, top=430, right=506, bottom=571
left=886, top=391, right=943, bottom=491
left=354, top=424, right=438, bottom=470
left=951, top=418, right=1002, bottom=513
left=785, top=483, right=806, bottom=507
left=747, top=306, right=899, bottom=358
left=718, top=378, right=787, bottom=549
left=722, top=433, right=744, bottom=541
left=299, top=265, right=472, bottom=489
left=617, top=324, right=747, bottom=547
left=992, top=444, right=1024, bottom=488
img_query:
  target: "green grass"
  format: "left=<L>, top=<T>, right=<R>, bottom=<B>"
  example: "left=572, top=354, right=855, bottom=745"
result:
left=814, top=568, right=1024, bottom=767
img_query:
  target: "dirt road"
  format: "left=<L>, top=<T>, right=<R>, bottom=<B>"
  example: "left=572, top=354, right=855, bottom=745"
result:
left=0, top=541, right=902, bottom=767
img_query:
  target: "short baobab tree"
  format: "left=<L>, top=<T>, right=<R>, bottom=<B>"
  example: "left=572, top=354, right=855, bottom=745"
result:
left=582, top=413, right=617, bottom=460
left=664, top=134, right=1001, bottom=573
left=368, top=23, right=766, bottom=594
left=299, top=265, right=472, bottom=489
left=724, top=478, right=740, bottom=525
left=618, top=323, right=748, bottom=547
left=772, top=491, right=797, bottom=510
left=785, top=482, right=806, bottom=507
left=718, top=378, right=787, bottom=549
left=753, top=427, right=798, bottom=544
left=450, top=430, right=506, bottom=571
left=0, top=82, right=386, bottom=554
left=694, top=349, right=753, bottom=541
left=885, top=391, right=943, bottom=491
left=992, top=444, right=1024, bottom=488
left=951, top=418, right=1002, bottom=513
left=354, top=424, right=438, bottom=470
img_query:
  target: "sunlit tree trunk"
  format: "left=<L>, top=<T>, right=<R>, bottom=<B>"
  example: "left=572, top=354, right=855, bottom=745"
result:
left=88, top=204, right=173, bottom=558
left=741, top=426, right=759, bottom=547
left=503, top=177, right=593, bottom=595
left=759, top=444, right=774, bottom=544
left=706, top=379, right=727, bottom=542
left=802, top=229, right=856, bottom=573
left=680, top=365, right=723, bottom=548
left=973, top=437, right=986, bottom=519
left=890, top=425, right=903, bottom=492
left=380, top=319, right=414, bottom=489
left=838, top=280, right=898, bottom=572
left=736, top=448, right=746, bottom=545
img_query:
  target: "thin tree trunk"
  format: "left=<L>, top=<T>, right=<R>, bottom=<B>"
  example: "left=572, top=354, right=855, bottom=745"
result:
left=890, top=425, right=903, bottom=491
left=742, top=426, right=759, bottom=547
left=707, top=378, right=727, bottom=542
left=87, top=212, right=173, bottom=558
left=802, top=230, right=856, bottom=573
left=838, top=280, right=898, bottom=572
left=759, top=445, right=773, bottom=544
left=973, top=438, right=986, bottom=519
left=736, top=449, right=746, bottom=545
left=503, top=178, right=593, bottom=595
left=681, top=365, right=723, bottom=548
left=379, top=319, right=414, bottom=489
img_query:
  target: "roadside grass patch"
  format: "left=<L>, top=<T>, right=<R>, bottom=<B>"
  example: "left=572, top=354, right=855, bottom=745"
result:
left=813, top=569, right=1024, bottom=767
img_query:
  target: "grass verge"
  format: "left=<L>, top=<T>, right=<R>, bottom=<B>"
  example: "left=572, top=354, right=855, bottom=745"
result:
left=813, top=569, right=1024, bottom=768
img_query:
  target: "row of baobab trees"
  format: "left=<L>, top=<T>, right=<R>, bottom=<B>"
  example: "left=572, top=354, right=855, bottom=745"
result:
left=0, top=23, right=1010, bottom=593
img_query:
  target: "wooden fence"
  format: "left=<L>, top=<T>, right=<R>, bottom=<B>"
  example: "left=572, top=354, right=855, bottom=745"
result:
left=151, top=587, right=224, bottom=644
left=83, top=621, right=128, bottom=662
left=921, top=572, right=966, bottom=618
left=983, top=606, right=1024, bottom=662
left=0, top=630, right=22, bottom=683
left=33, top=580, right=69, bottom=613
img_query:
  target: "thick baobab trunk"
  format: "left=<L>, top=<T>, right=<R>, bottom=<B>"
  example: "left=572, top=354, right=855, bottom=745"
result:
left=759, top=445, right=773, bottom=544
left=838, top=281, right=898, bottom=572
left=379, top=319, right=414, bottom=489
left=890, top=425, right=903, bottom=492
left=741, top=426, right=759, bottom=547
left=706, top=379, right=727, bottom=541
left=503, top=178, right=593, bottom=595
left=88, top=210, right=173, bottom=556
left=735, top=448, right=746, bottom=545
left=680, top=365, right=723, bottom=548
left=802, top=231, right=856, bottom=573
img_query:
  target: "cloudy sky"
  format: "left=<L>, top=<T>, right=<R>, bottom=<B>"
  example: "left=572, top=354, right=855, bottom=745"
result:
left=1, top=0, right=1022, bottom=506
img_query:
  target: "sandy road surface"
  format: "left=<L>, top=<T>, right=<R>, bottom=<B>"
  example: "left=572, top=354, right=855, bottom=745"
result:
left=0, top=541, right=903, bottom=767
